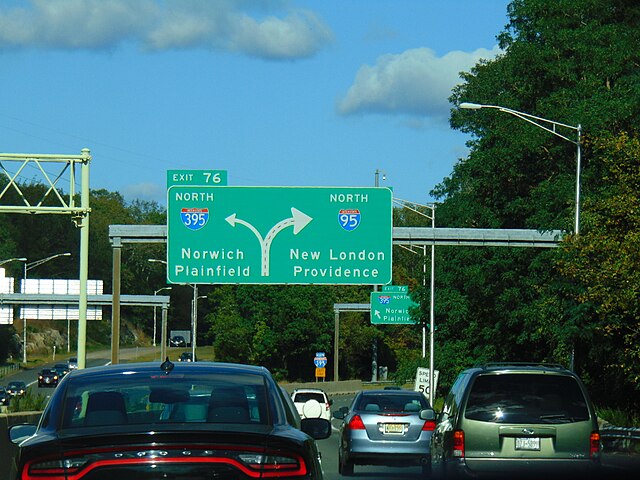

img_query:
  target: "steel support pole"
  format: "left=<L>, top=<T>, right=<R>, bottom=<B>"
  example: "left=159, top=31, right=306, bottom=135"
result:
left=334, top=309, right=340, bottom=382
left=161, top=304, right=168, bottom=361
left=110, top=241, right=122, bottom=366
left=192, top=284, right=198, bottom=359
left=77, top=148, right=91, bottom=369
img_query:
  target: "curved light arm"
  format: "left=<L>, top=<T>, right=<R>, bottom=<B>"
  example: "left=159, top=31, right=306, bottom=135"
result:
left=0, top=257, right=27, bottom=267
left=459, top=103, right=580, bottom=145
left=154, top=286, right=172, bottom=295
left=25, top=252, right=71, bottom=272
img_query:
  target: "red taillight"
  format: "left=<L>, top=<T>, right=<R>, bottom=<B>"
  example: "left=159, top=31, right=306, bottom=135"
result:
left=590, top=432, right=600, bottom=458
left=422, top=420, right=436, bottom=431
left=325, top=403, right=330, bottom=411
left=348, top=414, right=366, bottom=430
left=453, top=429, right=465, bottom=458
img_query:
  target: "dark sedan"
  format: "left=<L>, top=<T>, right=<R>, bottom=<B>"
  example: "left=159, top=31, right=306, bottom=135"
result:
left=6, top=380, right=27, bottom=398
left=9, top=359, right=331, bottom=480
left=0, top=386, right=10, bottom=407
left=37, top=368, right=59, bottom=388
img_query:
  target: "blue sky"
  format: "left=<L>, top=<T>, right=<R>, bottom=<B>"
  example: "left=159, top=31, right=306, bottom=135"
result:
left=0, top=0, right=510, bottom=206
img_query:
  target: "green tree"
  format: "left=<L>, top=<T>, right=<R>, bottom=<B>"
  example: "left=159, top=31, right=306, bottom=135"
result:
left=555, top=133, right=640, bottom=402
left=428, top=0, right=640, bottom=403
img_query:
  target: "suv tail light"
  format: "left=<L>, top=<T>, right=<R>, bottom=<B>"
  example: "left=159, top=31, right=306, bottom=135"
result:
left=347, top=414, right=366, bottom=430
left=453, top=429, right=465, bottom=458
left=590, top=432, right=600, bottom=458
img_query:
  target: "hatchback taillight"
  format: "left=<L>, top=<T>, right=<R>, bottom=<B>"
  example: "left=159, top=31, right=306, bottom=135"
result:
left=348, top=414, right=366, bottom=430
left=422, top=420, right=436, bottom=431
left=453, top=429, right=465, bottom=458
left=590, top=432, right=600, bottom=458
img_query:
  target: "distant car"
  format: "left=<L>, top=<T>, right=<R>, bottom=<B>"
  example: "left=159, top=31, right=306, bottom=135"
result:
left=9, top=360, right=332, bottom=479
left=334, top=389, right=435, bottom=476
left=6, top=380, right=27, bottom=398
left=0, top=386, right=10, bottom=406
left=67, top=356, right=78, bottom=370
left=291, top=388, right=333, bottom=421
left=430, top=363, right=602, bottom=479
left=53, top=363, right=70, bottom=378
left=177, top=351, right=197, bottom=362
left=170, top=335, right=187, bottom=347
left=37, top=368, right=59, bottom=388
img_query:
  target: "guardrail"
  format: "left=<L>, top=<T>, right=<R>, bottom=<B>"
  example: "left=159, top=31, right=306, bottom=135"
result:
left=0, top=364, right=19, bottom=378
left=601, top=426, right=640, bottom=453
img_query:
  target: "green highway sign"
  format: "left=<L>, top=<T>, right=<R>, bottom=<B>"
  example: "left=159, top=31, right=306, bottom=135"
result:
left=167, top=186, right=392, bottom=285
left=167, top=170, right=227, bottom=187
left=370, top=290, right=418, bottom=324
left=382, top=285, right=408, bottom=293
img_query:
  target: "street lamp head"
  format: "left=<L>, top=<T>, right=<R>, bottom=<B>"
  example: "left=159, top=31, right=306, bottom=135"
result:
left=459, top=102, right=484, bottom=110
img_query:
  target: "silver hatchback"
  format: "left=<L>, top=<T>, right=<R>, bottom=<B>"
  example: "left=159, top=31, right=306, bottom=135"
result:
left=334, top=389, right=435, bottom=476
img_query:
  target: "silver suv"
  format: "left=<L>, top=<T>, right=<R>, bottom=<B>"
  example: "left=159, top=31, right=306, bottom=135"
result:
left=431, top=363, right=601, bottom=478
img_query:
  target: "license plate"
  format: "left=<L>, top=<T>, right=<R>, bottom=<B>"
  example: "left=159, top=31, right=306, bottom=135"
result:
left=515, top=437, right=540, bottom=450
left=383, top=423, right=404, bottom=434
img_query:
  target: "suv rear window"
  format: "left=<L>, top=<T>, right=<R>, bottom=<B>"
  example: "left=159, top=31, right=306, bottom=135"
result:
left=464, top=374, right=590, bottom=424
left=293, top=392, right=325, bottom=403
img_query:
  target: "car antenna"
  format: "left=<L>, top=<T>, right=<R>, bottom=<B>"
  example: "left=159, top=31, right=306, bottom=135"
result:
left=160, top=357, right=175, bottom=374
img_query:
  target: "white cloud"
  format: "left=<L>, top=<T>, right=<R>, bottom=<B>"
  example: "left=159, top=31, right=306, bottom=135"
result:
left=0, top=0, right=333, bottom=60
left=120, top=182, right=165, bottom=203
left=337, top=46, right=502, bottom=119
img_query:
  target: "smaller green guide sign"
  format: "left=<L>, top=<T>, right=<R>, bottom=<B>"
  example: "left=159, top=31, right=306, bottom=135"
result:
left=167, top=170, right=227, bottom=187
left=370, top=290, right=418, bottom=324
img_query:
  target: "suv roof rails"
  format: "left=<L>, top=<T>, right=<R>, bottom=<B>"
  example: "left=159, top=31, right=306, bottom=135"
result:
left=474, top=362, right=568, bottom=370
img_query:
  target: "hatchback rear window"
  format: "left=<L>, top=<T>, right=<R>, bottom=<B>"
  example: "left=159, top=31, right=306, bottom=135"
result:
left=465, top=374, right=590, bottom=424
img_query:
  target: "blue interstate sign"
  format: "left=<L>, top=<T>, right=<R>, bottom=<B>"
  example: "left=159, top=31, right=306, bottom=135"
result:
left=338, top=209, right=361, bottom=231
left=181, top=208, right=209, bottom=231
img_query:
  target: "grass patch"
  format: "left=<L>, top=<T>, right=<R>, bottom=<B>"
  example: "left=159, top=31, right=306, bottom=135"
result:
left=9, top=389, right=49, bottom=413
left=597, top=406, right=640, bottom=427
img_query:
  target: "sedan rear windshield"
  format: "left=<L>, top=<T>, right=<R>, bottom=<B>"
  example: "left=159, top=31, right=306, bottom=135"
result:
left=59, top=371, right=271, bottom=429
left=356, top=394, right=429, bottom=413
left=465, top=374, right=590, bottom=424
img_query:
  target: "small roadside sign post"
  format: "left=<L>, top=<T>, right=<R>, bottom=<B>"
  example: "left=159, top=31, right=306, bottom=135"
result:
left=314, top=352, right=327, bottom=382
left=414, top=367, right=440, bottom=399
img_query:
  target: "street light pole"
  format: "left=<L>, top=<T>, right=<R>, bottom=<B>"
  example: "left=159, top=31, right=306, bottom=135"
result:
left=193, top=293, right=207, bottom=361
left=395, top=198, right=436, bottom=405
left=459, top=102, right=582, bottom=234
left=153, top=287, right=172, bottom=347
left=22, top=252, right=72, bottom=364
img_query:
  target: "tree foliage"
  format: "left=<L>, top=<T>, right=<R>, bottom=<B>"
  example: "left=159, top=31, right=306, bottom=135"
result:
left=427, top=0, right=640, bottom=404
